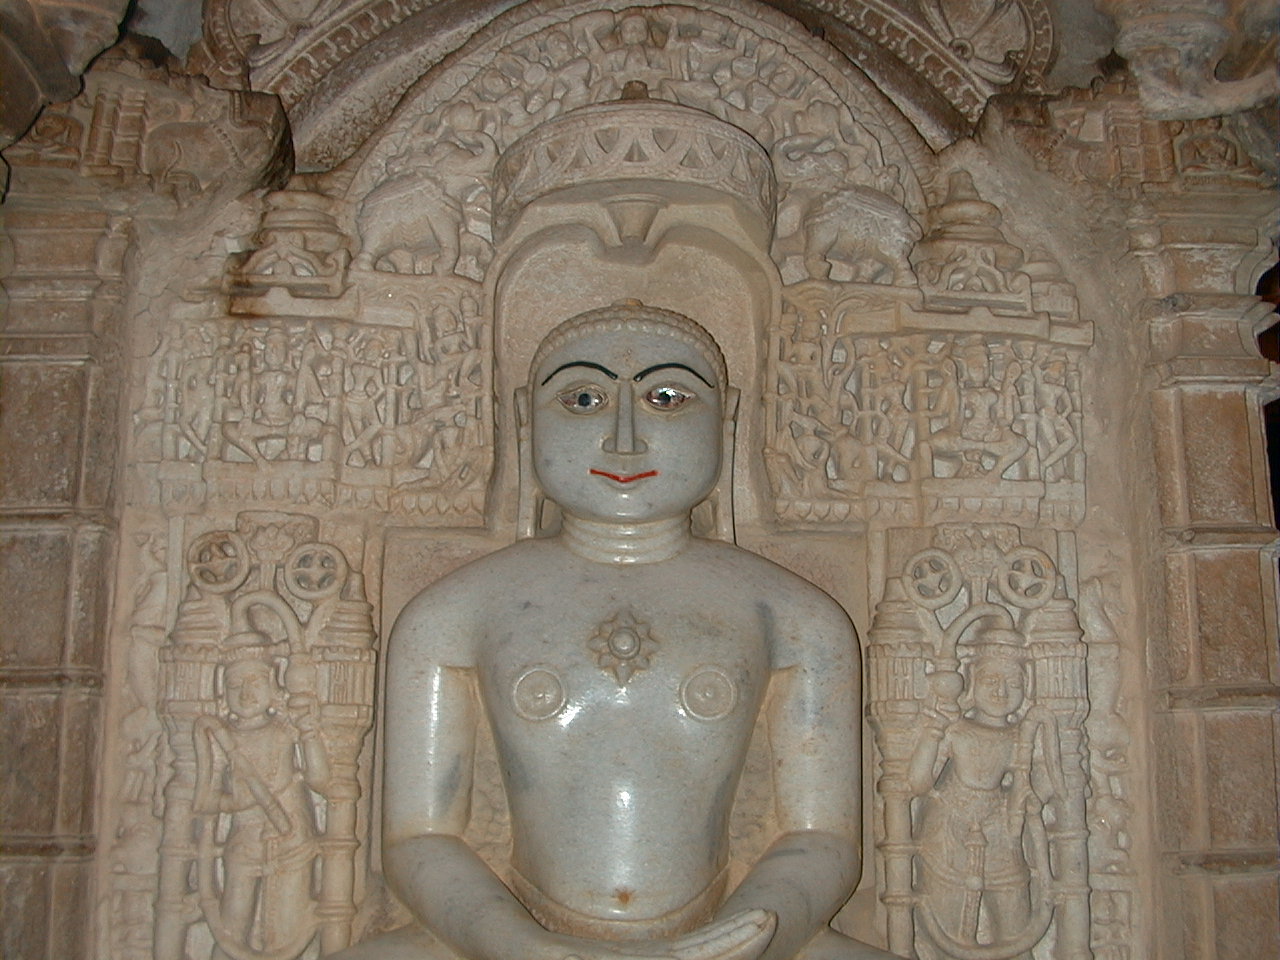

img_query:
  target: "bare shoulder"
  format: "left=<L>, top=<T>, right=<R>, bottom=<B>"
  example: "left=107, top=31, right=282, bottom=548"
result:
left=688, top=539, right=857, bottom=645
left=389, top=539, right=550, bottom=666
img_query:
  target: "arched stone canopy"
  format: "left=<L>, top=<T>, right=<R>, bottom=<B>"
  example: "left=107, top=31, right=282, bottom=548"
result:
left=195, top=0, right=1064, bottom=170
left=332, top=0, right=933, bottom=210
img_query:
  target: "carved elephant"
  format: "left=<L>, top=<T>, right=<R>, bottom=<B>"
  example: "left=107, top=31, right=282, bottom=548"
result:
left=354, top=170, right=464, bottom=276
left=795, top=186, right=920, bottom=285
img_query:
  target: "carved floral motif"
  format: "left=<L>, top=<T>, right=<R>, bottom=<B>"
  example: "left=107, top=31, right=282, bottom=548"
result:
left=918, top=0, right=1048, bottom=86
left=588, top=609, right=659, bottom=685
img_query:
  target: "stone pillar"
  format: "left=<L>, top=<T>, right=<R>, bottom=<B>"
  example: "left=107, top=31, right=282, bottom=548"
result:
left=1147, top=288, right=1280, bottom=960
left=1125, top=121, right=1280, bottom=955
left=996, top=81, right=1279, bottom=957
left=0, top=164, right=126, bottom=960
left=0, top=38, right=288, bottom=960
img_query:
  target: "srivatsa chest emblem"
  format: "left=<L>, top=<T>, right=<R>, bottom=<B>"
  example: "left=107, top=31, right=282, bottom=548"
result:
left=587, top=609, right=659, bottom=685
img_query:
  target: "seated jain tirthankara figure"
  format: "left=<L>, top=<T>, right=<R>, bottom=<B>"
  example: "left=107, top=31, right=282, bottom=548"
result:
left=340, top=303, right=895, bottom=960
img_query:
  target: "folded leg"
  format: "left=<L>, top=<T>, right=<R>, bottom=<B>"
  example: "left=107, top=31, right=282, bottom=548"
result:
left=797, top=927, right=903, bottom=960
left=329, top=925, right=457, bottom=960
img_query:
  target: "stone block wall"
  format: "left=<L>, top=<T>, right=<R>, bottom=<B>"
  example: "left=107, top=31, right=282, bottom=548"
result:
left=0, top=177, right=123, bottom=960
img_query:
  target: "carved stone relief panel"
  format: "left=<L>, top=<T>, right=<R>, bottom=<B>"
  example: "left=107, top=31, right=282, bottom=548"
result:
left=3, top=3, right=1275, bottom=960
left=804, top=0, right=1056, bottom=127
left=103, top=522, right=170, bottom=960
left=133, top=285, right=491, bottom=519
left=103, top=512, right=377, bottom=960
left=186, top=0, right=1064, bottom=169
left=765, top=284, right=1086, bottom=527
left=995, top=76, right=1273, bottom=192
left=867, top=523, right=1092, bottom=960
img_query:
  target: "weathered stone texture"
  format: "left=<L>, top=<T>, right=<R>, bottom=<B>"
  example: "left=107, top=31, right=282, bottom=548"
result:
left=1211, top=874, right=1280, bottom=960
left=0, top=363, right=88, bottom=507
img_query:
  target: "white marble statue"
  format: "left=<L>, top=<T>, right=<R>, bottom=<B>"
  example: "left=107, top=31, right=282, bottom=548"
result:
left=339, top=302, right=896, bottom=960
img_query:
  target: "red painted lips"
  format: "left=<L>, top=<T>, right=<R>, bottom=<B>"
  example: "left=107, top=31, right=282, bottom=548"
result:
left=589, top=468, right=659, bottom=484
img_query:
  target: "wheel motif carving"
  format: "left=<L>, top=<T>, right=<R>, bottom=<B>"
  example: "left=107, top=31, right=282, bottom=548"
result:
left=187, top=532, right=251, bottom=595
left=996, top=547, right=1056, bottom=609
left=283, top=542, right=349, bottom=601
left=903, top=549, right=963, bottom=610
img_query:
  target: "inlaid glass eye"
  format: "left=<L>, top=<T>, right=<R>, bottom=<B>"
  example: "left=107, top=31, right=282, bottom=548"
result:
left=643, top=385, right=693, bottom=410
left=557, top=386, right=608, bottom=413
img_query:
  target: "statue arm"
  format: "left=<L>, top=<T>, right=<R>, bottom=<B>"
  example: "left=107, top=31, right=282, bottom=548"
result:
left=381, top=595, right=557, bottom=959
left=1027, top=709, right=1067, bottom=803
left=715, top=594, right=862, bottom=960
left=906, top=718, right=950, bottom=795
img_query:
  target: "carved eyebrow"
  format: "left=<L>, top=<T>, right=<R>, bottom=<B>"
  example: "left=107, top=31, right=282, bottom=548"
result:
left=632, top=362, right=715, bottom=388
left=540, top=361, right=620, bottom=386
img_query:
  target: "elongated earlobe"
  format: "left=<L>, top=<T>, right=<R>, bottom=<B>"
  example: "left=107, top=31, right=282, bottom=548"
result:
left=691, top=387, right=738, bottom=543
left=515, top=386, right=557, bottom=539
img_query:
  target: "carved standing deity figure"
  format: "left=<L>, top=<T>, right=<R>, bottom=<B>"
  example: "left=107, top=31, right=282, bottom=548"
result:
left=193, top=651, right=333, bottom=959
left=338, top=303, right=894, bottom=960
left=907, top=627, right=1066, bottom=959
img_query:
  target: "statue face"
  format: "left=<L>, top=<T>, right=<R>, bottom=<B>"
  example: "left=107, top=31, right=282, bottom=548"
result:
left=970, top=658, right=1025, bottom=721
left=618, top=14, right=648, bottom=44
left=225, top=661, right=275, bottom=719
left=531, top=324, right=722, bottom=524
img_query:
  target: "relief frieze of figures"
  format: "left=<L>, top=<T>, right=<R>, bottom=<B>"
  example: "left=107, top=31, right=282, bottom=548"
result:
left=765, top=285, right=1086, bottom=527
left=105, top=512, right=378, bottom=960
left=133, top=287, right=490, bottom=518
left=867, top=523, right=1092, bottom=960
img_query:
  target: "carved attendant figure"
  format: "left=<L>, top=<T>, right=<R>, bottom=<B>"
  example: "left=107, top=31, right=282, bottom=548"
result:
left=340, top=302, right=893, bottom=959
left=907, top=627, right=1065, bottom=959
left=193, top=653, right=332, bottom=959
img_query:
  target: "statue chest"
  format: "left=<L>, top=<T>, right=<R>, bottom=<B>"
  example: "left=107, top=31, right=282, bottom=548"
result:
left=475, top=599, right=771, bottom=752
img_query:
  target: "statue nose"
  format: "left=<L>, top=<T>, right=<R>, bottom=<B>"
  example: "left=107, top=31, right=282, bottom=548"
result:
left=603, top=385, right=647, bottom=454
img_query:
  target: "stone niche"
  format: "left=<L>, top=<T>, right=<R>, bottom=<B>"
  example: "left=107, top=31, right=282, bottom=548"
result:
left=1, top=2, right=1277, bottom=960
